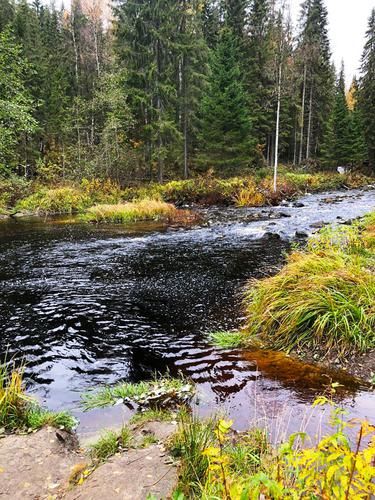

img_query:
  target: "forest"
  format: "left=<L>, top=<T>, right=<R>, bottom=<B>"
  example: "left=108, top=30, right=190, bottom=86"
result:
left=0, top=0, right=375, bottom=187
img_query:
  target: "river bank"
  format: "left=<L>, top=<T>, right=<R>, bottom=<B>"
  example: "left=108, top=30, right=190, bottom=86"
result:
left=0, top=170, right=373, bottom=219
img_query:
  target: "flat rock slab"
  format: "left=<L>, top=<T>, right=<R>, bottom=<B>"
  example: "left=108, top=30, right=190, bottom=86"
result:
left=66, top=445, right=177, bottom=500
left=0, top=427, right=81, bottom=499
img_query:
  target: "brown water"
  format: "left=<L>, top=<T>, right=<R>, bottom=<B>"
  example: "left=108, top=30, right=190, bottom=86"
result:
left=0, top=188, right=374, bottom=441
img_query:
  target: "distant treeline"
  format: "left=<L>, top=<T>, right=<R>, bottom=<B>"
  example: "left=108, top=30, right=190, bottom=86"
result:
left=0, top=0, right=375, bottom=182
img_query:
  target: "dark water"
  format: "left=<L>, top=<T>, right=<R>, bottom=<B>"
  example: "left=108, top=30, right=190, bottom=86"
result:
left=0, top=188, right=374, bottom=441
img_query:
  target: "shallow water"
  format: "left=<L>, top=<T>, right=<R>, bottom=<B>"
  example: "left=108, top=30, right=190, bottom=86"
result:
left=0, top=188, right=374, bottom=440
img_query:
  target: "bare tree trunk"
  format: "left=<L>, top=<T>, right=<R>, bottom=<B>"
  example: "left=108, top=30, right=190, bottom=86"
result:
left=306, top=84, right=313, bottom=159
left=299, top=64, right=307, bottom=164
left=93, top=25, right=101, bottom=77
left=293, top=116, right=298, bottom=165
left=274, top=56, right=282, bottom=193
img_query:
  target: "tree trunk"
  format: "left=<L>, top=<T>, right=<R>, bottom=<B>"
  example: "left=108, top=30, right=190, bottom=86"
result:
left=274, top=57, right=282, bottom=193
left=299, top=64, right=307, bottom=164
left=306, top=84, right=313, bottom=159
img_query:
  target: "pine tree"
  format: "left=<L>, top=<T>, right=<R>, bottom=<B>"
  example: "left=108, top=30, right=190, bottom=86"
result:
left=359, top=8, right=375, bottom=167
left=202, top=0, right=220, bottom=48
left=0, top=0, right=15, bottom=31
left=198, top=28, right=252, bottom=171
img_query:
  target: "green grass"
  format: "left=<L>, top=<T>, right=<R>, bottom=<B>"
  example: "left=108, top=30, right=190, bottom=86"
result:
left=244, top=214, right=375, bottom=358
left=89, top=426, right=133, bottom=462
left=130, top=408, right=176, bottom=425
left=140, top=433, right=158, bottom=447
left=0, top=360, right=76, bottom=431
left=169, top=411, right=216, bottom=495
left=81, top=376, right=194, bottom=411
left=82, top=199, right=178, bottom=224
left=208, top=330, right=247, bottom=349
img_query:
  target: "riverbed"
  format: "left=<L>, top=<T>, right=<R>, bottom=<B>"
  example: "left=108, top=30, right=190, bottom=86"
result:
left=0, top=187, right=374, bottom=441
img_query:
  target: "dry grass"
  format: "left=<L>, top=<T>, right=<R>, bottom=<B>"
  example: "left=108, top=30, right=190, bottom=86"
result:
left=83, top=199, right=178, bottom=224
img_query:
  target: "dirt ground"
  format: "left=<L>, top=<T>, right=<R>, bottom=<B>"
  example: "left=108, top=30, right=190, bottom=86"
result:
left=0, top=421, right=178, bottom=500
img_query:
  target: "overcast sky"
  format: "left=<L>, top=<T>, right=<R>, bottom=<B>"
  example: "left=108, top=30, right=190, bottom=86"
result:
left=56, top=0, right=374, bottom=85
left=288, top=0, right=374, bottom=85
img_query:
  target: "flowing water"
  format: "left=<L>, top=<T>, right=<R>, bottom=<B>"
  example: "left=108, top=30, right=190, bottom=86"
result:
left=0, top=188, right=374, bottom=441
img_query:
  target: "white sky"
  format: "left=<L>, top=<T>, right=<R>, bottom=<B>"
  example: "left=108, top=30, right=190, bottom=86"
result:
left=55, top=0, right=373, bottom=85
left=288, top=0, right=374, bottom=85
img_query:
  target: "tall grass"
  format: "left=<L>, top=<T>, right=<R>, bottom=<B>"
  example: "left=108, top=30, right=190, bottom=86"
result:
left=0, top=360, right=76, bottom=431
left=244, top=215, right=375, bottom=357
left=82, top=199, right=178, bottom=223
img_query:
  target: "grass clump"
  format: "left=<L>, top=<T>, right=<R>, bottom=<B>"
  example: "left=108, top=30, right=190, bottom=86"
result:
left=208, top=330, right=247, bottom=349
left=82, top=376, right=194, bottom=411
left=16, top=186, right=91, bottom=215
left=244, top=214, right=375, bottom=358
left=89, top=426, right=133, bottom=462
left=0, top=360, right=76, bottom=431
left=82, top=199, right=178, bottom=224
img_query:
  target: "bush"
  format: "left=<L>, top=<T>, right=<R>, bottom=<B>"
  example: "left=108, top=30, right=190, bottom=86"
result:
left=0, top=175, right=31, bottom=209
left=16, top=186, right=91, bottom=215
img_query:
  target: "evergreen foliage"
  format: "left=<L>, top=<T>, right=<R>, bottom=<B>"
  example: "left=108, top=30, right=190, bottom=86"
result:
left=0, top=0, right=373, bottom=179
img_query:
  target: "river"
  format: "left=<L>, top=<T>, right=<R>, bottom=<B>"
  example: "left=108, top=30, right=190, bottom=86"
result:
left=0, top=187, right=374, bottom=441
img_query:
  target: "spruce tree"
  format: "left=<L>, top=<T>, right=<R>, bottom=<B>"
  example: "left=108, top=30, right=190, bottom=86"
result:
left=296, top=0, right=335, bottom=163
left=359, top=8, right=375, bottom=167
left=332, top=63, right=350, bottom=165
left=346, top=79, right=366, bottom=165
left=198, top=28, right=252, bottom=171
left=247, top=0, right=274, bottom=158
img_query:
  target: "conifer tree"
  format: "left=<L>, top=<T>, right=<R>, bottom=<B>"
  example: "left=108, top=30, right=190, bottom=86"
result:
left=346, top=78, right=366, bottom=165
left=359, top=8, right=375, bottom=167
left=198, top=28, right=252, bottom=171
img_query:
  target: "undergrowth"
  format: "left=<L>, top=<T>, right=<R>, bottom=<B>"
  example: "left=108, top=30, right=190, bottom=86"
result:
left=171, top=398, right=375, bottom=499
left=9, top=169, right=373, bottom=216
left=244, top=213, right=375, bottom=358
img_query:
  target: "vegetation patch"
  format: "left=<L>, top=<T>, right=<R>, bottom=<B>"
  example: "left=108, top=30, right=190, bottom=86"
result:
left=0, top=360, right=76, bottom=432
left=171, top=400, right=375, bottom=499
left=129, top=408, right=175, bottom=425
left=16, top=186, right=91, bottom=215
left=208, top=330, right=248, bottom=349
left=82, top=199, right=179, bottom=224
left=244, top=213, right=375, bottom=358
left=82, top=376, right=194, bottom=411
left=89, top=426, right=133, bottom=463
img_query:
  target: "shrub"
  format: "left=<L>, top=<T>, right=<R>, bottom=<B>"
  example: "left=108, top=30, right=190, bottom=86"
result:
left=82, top=199, right=178, bottom=224
left=80, top=178, right=123, bottom=204
left=16, top=186, right=91, bottom=215
left=0, top=175, right=31, bottom=209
